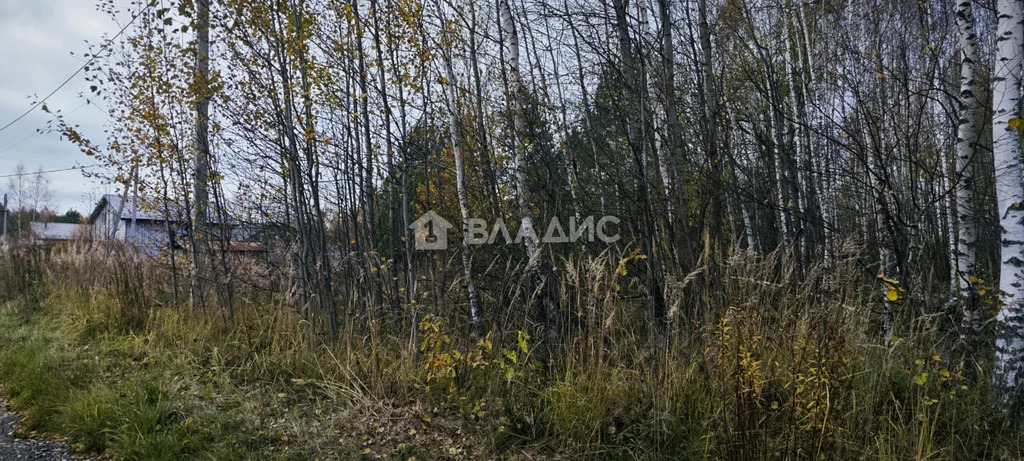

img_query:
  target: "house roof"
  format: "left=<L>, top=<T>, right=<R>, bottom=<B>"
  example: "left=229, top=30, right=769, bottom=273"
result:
left=89, top=194, right=179, bottom=223
left=30, top=222, right=86, bottom=241
left=88, top=194, right=238, bottom=225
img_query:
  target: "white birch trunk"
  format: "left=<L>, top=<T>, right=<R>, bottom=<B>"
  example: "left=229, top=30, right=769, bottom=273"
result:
left=443, top=51, right=483, bottom=333
left=499, top=0, right=537, bottom=262
left=991, top=0, right=1024, bottom=395
left=770, top=100, right=789, bottom=241
left=955, top=0, right=981, bottom=335
left=501, top=0, right=561, bottom=358
left=785, top=8, right=808, bottom=263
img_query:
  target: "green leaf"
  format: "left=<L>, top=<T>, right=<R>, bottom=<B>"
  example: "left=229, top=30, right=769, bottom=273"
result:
left=517, top=331, right=530, bottom=354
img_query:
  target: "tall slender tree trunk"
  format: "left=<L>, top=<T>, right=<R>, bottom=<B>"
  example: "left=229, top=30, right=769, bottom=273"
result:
left=391, top=26, right=418, bottom=361
left=370, top=0, right=401, bottom=319
left=784, top=4, right=809, bottom=266
left=192, top=0, right=211, bottom=310
left=954, top=0, right=982, bottom=343
left=468, top=2, right=501, bottom=221
left=500, top=0, right=561, bottom=363
left=156, top=151, right=179, bottom=304
left=444, top=50, right=483, bottom=334
left=769, top=99, right=790, bottom=245
left=656, top=0, right=688, bottom=268
left=566, top=1, right=602, bottom=339
left=353, top=0, right=377, bottom=254
left=991, top=0, right=1024, bottom=397
left=613, top=0, right=667, bottom=338
left=293, top=4, right=336, bottom=339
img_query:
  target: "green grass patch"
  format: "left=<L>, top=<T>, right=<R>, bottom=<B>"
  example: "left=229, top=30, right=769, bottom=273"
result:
left=0, top=298, right=308, bottom=460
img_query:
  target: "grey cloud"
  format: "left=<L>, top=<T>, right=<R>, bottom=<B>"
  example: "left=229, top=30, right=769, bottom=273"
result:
left=0, top=0, right=121, bottom=213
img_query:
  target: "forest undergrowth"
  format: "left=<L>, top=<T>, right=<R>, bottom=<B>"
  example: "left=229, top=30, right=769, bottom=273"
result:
left=0, top=243, right=1020, bottom=460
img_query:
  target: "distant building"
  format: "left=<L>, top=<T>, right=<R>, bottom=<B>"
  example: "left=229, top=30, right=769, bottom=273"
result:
left=88, top=194, right=181, bottom=256
left=86, top=193, right=269, bottom=258
left=28, top=221, right=87, bottom=247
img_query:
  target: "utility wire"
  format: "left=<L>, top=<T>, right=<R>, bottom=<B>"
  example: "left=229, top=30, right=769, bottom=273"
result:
left=0, top=3, right=152, bottom=135
left=0, top=164, right=98, bottom=179
left=0, top=101, right=90, bottom=155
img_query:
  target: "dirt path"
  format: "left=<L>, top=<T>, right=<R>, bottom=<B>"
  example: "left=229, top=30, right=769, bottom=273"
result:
left=0, top=401, right=78, bottom=461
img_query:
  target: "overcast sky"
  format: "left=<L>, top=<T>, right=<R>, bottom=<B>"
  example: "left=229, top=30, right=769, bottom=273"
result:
left=0, top=0, right=125, bottom=215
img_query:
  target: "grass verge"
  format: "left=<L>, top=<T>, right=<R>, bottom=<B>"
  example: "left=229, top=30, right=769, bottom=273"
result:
left=0, top=250, right=1023, bottom=459
left=0, top=290, right=480, bottom=460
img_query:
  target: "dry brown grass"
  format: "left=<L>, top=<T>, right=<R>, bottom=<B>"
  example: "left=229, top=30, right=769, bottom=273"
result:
left=0, top=241, right=1018, bottom=459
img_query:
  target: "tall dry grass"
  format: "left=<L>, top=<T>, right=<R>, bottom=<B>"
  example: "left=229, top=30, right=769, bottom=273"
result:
left=0, top=240, right=1018, bottom=459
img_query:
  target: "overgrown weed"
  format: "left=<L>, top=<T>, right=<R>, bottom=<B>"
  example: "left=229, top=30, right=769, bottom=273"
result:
left=0, top=244, right=1020, bottom=459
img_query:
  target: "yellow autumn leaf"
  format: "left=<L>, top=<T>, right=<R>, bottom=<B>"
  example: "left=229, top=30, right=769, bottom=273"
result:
left=886, top=287, right=899, bottom=301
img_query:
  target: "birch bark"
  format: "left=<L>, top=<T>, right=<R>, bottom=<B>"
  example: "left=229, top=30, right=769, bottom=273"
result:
left=954, top=0, right=981, bottom=336
left=991, top=0, right=1024, bottom=395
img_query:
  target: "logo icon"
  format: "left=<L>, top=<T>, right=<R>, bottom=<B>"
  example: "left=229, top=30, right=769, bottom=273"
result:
left=410, top=210, right=453, bottom=250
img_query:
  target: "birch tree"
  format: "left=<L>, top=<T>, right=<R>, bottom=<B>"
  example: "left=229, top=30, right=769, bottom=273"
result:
left=991, top=0, right=1024, bottom=397
left=500, top=0, right=561, bottom=360
left=954, top=0, right=981, bottom=341
left=442, top=33, right=483, bottom=334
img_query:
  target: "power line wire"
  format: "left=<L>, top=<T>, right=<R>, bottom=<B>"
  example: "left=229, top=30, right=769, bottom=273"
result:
left=0, top=3, right=152, bottom=135
left=0, top=101, right=90, bottom=155
left=0, top=132, right=41, bottom=156
left=0, top=164, right=99, bottom=179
